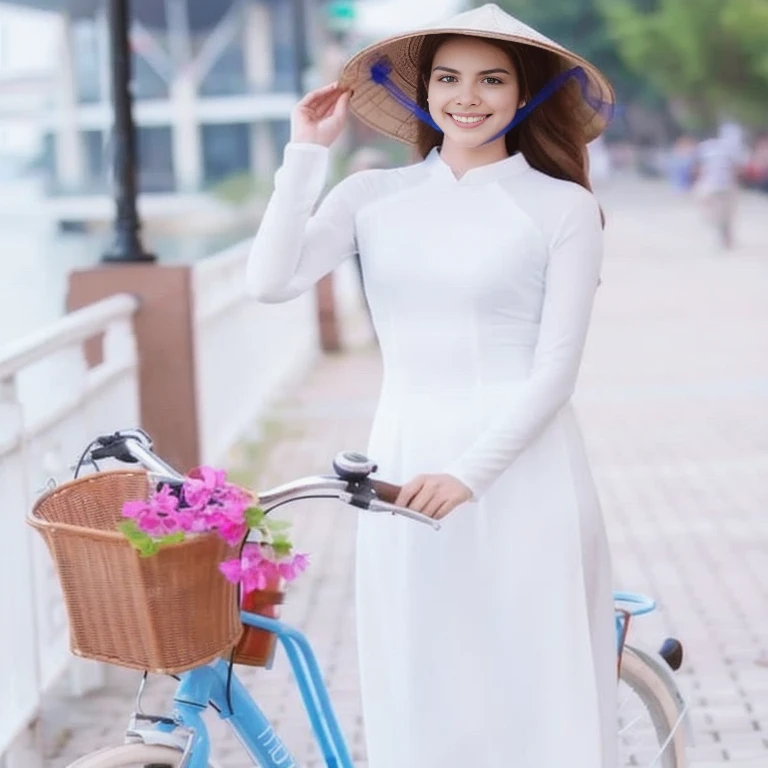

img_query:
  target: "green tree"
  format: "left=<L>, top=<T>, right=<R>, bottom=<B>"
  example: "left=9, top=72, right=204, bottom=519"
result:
left=599, top=0, right=768, bottom=129
left=487, top=0, right=658, bottom=106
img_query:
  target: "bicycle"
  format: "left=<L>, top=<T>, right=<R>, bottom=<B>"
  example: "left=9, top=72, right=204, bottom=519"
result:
left=32, top=429, right=690, bottom=768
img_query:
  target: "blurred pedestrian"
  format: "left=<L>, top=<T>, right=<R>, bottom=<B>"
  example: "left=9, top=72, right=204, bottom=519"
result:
left=247, top=4, right=617, bottom=766
left=667, top=134, right=698, bottom=191
left=693, top=121, right=748, bottom=250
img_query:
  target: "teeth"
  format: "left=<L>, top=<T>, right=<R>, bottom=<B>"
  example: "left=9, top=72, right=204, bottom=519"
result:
left=451, top=114, right=487, bottom=124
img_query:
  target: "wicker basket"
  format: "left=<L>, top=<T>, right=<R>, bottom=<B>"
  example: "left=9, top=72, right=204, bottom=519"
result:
left=28, top=469, right=243, bottom=674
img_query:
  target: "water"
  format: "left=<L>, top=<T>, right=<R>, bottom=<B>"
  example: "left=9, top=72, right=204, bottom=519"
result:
left=0, top=176, right=252, bottom=351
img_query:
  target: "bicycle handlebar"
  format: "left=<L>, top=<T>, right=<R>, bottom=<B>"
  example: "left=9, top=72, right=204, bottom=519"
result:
left=85, top=429, right=441, bottom=531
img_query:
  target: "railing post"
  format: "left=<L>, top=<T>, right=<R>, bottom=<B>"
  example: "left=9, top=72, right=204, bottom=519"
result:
left=67, top=266, right=201, bottom=473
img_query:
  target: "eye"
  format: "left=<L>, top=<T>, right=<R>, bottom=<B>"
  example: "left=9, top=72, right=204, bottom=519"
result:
left=482, top=77, right=503, bottom=85
left=438, top=75, right=458, bottom=83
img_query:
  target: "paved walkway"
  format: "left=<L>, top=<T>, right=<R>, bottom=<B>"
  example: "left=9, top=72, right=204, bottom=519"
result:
left=40, top=178, right=768, bottom=766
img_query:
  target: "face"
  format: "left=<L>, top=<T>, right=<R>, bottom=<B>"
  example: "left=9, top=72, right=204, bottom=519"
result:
left=427, top=36, right=522, bottom=149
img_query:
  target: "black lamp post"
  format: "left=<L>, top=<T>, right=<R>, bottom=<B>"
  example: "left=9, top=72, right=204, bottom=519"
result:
left=291, top=0, right=309, bottom=96
left=103, top=0, right=155, bottom=263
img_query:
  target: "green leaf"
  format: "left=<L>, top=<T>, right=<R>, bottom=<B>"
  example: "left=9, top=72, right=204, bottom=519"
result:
left=157, top=531, right=185, bottom=548
left=245, top=506, right=265, bottom=528
left=272, top=538, right=293, bottom=557
left=118, top=520, right=183, bottom=558
left=119, top=520, right=156, bottom=556
left=264, top=517, right=292, bottom=533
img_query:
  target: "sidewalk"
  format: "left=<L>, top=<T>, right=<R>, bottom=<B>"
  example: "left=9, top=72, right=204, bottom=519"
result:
left=41, top=178, right=768, bottom=767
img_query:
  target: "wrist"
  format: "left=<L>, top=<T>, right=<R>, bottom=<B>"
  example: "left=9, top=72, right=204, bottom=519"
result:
left=289, top=130, right=331, bottom=148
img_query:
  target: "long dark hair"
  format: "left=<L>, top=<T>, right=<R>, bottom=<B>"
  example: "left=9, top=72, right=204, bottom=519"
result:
left=416, top=34, right=596, bottom=195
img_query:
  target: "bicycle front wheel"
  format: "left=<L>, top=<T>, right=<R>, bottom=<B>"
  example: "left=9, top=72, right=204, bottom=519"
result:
left=619, top=646, right=688, bottom=768
left=65, top=744, right=218, bottom=768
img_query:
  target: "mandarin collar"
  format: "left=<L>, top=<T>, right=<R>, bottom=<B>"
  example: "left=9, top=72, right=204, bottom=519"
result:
left=424, top=147, right=531, bottom=185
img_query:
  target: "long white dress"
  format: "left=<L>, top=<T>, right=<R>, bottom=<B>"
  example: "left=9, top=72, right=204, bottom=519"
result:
left=247, top=142, right=617, bottom=768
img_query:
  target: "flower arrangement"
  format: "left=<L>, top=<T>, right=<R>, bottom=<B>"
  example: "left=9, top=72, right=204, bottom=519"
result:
left=119, top=466, right=308, bottom=593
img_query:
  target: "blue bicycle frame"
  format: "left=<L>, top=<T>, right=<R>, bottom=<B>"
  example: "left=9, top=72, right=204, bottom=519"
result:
left=158, top=610, right=353, bottom=768
left=156, top=592, right=657, bottom=768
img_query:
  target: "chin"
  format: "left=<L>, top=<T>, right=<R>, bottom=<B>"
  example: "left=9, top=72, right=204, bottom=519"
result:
left=443, top=128, right=496, bottom=148
left=437, top=116, right=503, bottom=148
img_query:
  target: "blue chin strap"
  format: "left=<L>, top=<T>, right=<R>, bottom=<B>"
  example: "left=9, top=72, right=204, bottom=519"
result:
left=369, top=57, right=615, bottom=144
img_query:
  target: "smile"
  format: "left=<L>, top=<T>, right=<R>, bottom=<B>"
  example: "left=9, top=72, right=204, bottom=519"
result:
left=448, top=114, right=490, bottom=128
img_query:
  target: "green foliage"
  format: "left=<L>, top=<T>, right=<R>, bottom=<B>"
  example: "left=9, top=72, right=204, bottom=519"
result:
left=488, top=0, right=659, bottom=104
left=245, top=506, right=293, bottom=555
left=245, top=506, right=265, bottom=528
left=119, top=520, right=185, bottom=558
left=599, top=0, right=768, bottom=128
left=271, top=535, right=293, bottom=557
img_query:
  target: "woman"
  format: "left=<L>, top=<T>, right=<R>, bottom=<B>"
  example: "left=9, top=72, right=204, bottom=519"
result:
left=247, top=4, right=617, bottom=766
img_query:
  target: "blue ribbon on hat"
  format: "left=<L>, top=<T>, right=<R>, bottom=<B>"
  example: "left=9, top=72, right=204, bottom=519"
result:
left=369, top=57, right=616, bottom=143
left=370, top=59, right=443, bottom=132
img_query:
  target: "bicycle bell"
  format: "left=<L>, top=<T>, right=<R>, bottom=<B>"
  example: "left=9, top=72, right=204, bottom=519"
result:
left=332, top=451, right=377, bottom=481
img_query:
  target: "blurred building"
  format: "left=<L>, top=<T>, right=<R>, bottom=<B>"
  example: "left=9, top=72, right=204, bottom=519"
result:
left=2, top=0, right=328, bottom=205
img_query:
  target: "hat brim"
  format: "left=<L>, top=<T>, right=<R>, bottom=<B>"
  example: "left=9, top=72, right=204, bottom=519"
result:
left=340, top=29, right=615, bottom=145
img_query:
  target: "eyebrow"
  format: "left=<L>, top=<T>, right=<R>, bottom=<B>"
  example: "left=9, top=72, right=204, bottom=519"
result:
left=432, top=66, right=512, bottom=76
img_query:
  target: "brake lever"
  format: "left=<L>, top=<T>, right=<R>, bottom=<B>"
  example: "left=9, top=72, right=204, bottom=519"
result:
left=338, top=491, right=441, bottom=530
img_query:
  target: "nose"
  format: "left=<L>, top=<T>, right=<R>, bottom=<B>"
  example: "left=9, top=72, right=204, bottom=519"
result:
left=454, top=81, right=481, bottom=108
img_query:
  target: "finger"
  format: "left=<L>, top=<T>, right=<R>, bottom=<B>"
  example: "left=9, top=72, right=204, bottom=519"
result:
left=297, top=81, right=339, bottom=107
left=395, top=479, right=422, bottom=508
left=299, top=84, right=342, bottom=114
left=408, top=485, right=438, bottom=515
left=433, top=498, right=456, bottom=521
left=301, top=91, right=345, bottom=125
left=318, top=88, right=349, bottom=119
left=331, top=89, right=351, bottom=117
left=421, top=493, right=446, bottom=519
left=324, top=92, right=350, bottom=129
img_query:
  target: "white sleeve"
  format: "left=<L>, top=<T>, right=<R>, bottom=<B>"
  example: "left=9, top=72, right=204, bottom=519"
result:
left=443, top=191, right=604, bottom=500
left=246, top=142, right=359, bottom=303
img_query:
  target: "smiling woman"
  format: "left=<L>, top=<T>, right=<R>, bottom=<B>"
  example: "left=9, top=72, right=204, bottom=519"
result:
left=246, top=4, right=619, bottom=767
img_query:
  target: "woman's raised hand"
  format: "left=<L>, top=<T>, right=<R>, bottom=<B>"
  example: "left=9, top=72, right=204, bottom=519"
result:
left=290, top=82, right=351, bottom=148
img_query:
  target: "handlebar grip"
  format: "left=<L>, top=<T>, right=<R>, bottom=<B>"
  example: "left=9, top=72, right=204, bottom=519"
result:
left=370, top=479, right=401, bottom=504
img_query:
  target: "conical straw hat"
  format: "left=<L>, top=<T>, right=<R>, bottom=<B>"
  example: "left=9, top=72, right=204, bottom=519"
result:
left=339, top=3, right=615, bottom=144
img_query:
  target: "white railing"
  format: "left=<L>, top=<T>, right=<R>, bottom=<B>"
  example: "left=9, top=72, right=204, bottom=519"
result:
left=0, top=293, right=140, bottom=758
left=192, top=241, right=320, bottom=467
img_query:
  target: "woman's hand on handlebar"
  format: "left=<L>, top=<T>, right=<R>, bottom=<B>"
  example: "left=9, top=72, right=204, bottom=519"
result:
left=395, top=474, right=473, bottom=521
left=291, top=82, right=350, bottom=148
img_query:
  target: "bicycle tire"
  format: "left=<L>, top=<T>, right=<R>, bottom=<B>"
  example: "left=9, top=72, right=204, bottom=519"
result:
left=620, top=646, right=688, bottom=768
left=65, top=743, right=218, bottom=768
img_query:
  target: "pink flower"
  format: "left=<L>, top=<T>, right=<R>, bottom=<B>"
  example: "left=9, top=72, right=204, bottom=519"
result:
left=122, top=499, right=149, bottom=519
left=219, top=558, right=243, bottom=584
left=122, top=463, right=308, bottom=594
left=153, top=484, right=179, bottom=515
left=217, top=519, right=247, bottom=546
left=183, top=465, right=226, bottom=508
left=136, top=506, right=180, bottom=535
left=242, top=567, right=269, bottom=593
left=279, top=552, right=309, bottom=581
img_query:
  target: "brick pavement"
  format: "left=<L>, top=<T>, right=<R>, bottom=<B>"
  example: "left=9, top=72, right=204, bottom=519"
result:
left=39, top=178, right=768, bottom=767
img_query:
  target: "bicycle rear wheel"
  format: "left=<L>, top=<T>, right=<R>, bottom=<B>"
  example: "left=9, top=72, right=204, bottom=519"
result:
left=65, top=744, right=217, bottom=767
left=619, top=646, right=687, bottom=767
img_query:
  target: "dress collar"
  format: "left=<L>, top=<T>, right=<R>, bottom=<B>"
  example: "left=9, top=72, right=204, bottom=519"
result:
left=424, top=147, right=531, bottom=185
